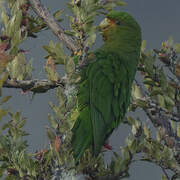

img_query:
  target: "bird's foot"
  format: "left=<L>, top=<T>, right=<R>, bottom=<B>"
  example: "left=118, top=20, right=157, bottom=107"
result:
left=103, top=143, right=112, bottom=150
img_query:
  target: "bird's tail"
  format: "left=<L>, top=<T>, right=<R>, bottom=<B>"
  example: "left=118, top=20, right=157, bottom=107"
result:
left=71, top=106, right=92, bottom=164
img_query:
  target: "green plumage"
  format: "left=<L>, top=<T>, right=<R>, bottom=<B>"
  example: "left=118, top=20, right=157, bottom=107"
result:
left=72, top=11, right=142, bottom=163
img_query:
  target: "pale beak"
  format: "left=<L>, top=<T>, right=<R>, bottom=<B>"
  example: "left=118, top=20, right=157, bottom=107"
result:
left=98, top=18, right=110, bottom=31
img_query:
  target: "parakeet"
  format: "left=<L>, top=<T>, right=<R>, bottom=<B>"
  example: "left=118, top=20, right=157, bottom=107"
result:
left=72, top=11, right=142, bottom=163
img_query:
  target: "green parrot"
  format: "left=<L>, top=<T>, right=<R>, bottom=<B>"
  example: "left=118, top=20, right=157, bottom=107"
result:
left=72, top=11, right=142, bottom=163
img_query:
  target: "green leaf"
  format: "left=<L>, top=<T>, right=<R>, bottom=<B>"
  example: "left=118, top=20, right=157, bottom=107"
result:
left=127, top=116, right=136, bottom=125
left=5, top=175, right=18, bottom=180
left=46, top=127, right=55, bottom=142
left=7, top=53, right=26, bottom=80
left=17, top=118, right=26, bottom=129
left=1, top=10, right=9, bottom=26
left=14, top=111, right=21, bottom=122
left=161, top=174, right=168, bottom=180
left=66, top=56, right=75, bottom=75
left=13, top=11, right=22, bottom=32
left=150, top=89, right=163, bottom=96
left=144, top=125, right=150, bottom=138
left=0, top=167, right=4, bottom=177
left=131, top=84, right=143, bottom=99
left=164, top=96, right=175, bottom=107
left=64, top=30, right=76, bottom=36
left=144, top=79, right=157, bottom=86
left=131, top=125, right=137, bottom=136
left=127, top=138, right=137, bottom=154
left=156, top=130, right=161, bottom=142
left=177, top=124, right=180, bottom=138
left=54, top=43, right=66, bottom=64
left=44, top=66, right=60, bottom=82
left=166, top=85, right=175, bottom=99
left=42, top=45, right=52, bottom=54
left=0, top=109, right=8, bottom=121
left=0, top=96, right=11, bottom=105
left=1, top=122, right=10, bottom=130
left=135, top=99, right=147, bottom=108
left=84, top=28, right=96, bottom=47
left=165, top=36, right=174, bottom=48
left=53, top=9, right=64, bottom=19
left=48, top=114, right=58, bottom=130
left=66, top=2, right=74, bottom=13
left=43, top=41, right=66, bottom=65
left=158, top=95, right=165, bottom=108
left=56, top=87, right=66, bottom=106
left=141, top=40, right=146, bottom=53
left=116, top=0, right=128, bottom=6
left=104, top=2, right=116, bottom=11
left=158, top=69, right=167, bottom=89
left=24, top=59, right=33, bottom=80
left=0, top=73, right=8, bottom=88
left=174, top=43, right=180, bottom=53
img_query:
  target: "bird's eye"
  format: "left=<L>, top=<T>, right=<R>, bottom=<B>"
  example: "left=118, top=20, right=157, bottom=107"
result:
left=116, top=21, right=121, bottom=26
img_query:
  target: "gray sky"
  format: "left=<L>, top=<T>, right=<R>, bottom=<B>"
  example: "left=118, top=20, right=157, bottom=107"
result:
left=122, top=0, right=180, bottom=49
left=1, top=0, right=180, bottom=179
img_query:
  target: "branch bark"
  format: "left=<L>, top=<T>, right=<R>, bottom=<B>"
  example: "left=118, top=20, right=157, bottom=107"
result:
left=3, top=79, right=64, bottom=93
left=28, top=0, right=78, bottom=52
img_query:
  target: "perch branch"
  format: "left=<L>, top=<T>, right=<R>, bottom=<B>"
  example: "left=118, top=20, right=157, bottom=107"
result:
left=3, top=79, right=64, bottom=93
left=28, top=0, right=78, bottom=52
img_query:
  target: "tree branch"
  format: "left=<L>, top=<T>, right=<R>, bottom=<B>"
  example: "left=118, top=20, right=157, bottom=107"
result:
left=160, top=165, right=170, bottom=180
left=144, top=104, right=180, bottom=149
left=3, top=79, right=64, bottom=93
left=134, top=78, right=180, bottom=150
left=28, top=0, right=78, bottom=52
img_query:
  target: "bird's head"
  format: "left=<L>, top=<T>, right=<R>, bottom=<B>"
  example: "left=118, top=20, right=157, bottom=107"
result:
left=98, top=11, right=141, bottom=44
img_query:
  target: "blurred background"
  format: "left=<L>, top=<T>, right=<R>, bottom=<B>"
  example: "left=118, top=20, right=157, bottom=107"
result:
left=1, top=0, right=180, bottom=179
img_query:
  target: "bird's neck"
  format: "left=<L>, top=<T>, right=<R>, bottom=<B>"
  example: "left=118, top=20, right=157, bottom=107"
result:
left=102, top=27, right=141, bottom=57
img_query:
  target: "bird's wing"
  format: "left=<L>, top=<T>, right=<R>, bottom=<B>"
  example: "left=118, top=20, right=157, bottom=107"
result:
left=87, top=52, right=130, bottom=155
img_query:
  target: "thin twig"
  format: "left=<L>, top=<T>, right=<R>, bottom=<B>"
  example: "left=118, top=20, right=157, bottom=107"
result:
left=134, top=77, right=149, bottom=97
left=160, top=165, right=170, bottom=180
left=28, top=0, right=78, bottom=52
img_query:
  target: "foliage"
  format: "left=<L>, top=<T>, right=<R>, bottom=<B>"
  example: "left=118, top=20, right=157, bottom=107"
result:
left=0, top=0, right=179, bottom=180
